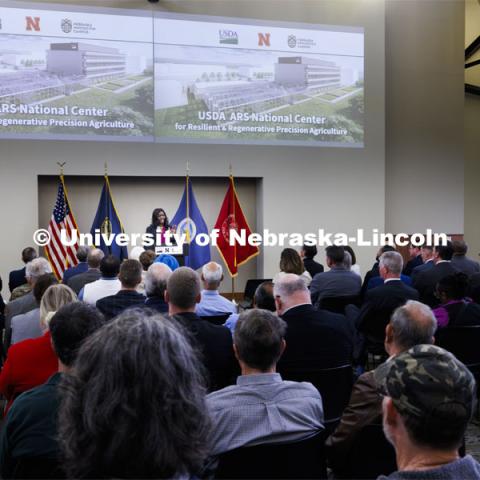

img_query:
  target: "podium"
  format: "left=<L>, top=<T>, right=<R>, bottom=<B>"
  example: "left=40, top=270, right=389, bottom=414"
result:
left=155, top=243, right=189, bottom=267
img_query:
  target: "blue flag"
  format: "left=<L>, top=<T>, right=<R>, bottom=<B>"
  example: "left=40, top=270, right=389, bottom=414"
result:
left=171, top=177, right=211, bottom=270
left=90, top=176, right=128, bottom=261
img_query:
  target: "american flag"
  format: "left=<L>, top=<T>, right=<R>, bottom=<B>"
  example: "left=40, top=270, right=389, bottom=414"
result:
left=45, top=177, right=79, bottom=279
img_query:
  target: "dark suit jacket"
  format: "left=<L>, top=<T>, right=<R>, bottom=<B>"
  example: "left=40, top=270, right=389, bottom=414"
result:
left=360, top=263, right=379, bottom=300
left=413, top=262, right=457, bottom=307
left=172, top=312, right=237, bottom=392
left=62, top=262, right=88, bottom=285
left=144, top=296, right=169, bottom=313
left=67, top=269, right=101, bottom=294
left=402, top=254, right=423, bottom=277
left=357, top=280, right=419, bottom=341
left=411, top=259, right=434, bottom=282
left=303, top=257, right=324, bottom=279
left=96, top=290, right=146, bottom=320
left=278, top=304, right=353, bottom=373
left=441, top=301, right=480, bottom=328
left=451, top=255, right=480, bottom=277
left=8, top=267, right=26, bottom=293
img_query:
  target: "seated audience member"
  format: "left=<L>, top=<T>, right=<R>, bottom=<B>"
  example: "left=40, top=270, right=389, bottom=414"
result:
left=58, top=309, right=210, bottom=479
left=224, top=280, right=275, bottom=334
left=413, top=241, right=457, bottom=307
left=4, top=258, right=52, bottom=343
left=79, top=254, right=121, bottom=304
left=96, top=260, right=146, bottom=320
left=402, top=244, right=423, bottom=277
left=433, top=272, right=480, bottom=328
left=138, top=250, right=156, bottom=294
left=8, top=247, right=37, bottom=294
left=377, top=344, right=480, bottom=479
left=207, top=309, right=324, bottom=455
left=355, top=252, right=419, bottom=350
left=0, top=303, right=105, bottom=478
left=451, top=240, right=480, bottom=276
left=275, top=274, right=353, bottom=372
left=144, top=263, right=172, bottom=313
left=0, top=284, right=77, bottom=414
left=274, top=248, right=312, bottom=287
left=310, top=245, right=361, bottom=305
left=62, top=246, right=89, bottom=285
left=367, top=271, right=413, bottom=290
left=345, top=245, right=361, bottom=277
left=154, top=254, right=180, bottom=271
left=326, top=301, right=436, bottom=475
left=360, top=245, right=396, bottom=299
left=67, top=248, right=104, bottom=294
left=196, top=262, right=237, bottom=317
left=300, top=244, right=324, bottom=278
left=411, top=245, right=435, bottom=280
left=10, top=273, right=57, bottom=346
left=167, top=267, right=237, bottom=391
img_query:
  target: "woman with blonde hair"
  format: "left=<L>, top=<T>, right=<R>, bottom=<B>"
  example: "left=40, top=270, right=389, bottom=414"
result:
left=0, top=284, right=78, bottom=414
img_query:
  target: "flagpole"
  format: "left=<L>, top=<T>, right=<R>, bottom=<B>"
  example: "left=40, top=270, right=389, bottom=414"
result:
left=230, top=164, right=236, bottom=298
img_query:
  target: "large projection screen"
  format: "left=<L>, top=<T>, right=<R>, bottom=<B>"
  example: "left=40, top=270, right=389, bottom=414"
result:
left=0, top=2, right=364, bottom=147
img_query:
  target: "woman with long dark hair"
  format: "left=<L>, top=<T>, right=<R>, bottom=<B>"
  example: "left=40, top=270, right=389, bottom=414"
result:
left=146, top=208, right=176, bottom=250
left=58, top=309, right=211, bottom=479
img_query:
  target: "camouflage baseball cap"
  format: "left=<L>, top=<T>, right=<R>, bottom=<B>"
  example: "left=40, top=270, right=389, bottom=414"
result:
left=375, top=344, right=476, bottom=420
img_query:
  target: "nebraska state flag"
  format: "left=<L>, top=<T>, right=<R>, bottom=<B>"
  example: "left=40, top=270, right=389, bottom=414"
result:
left=214, top=176, right=259, bottom=277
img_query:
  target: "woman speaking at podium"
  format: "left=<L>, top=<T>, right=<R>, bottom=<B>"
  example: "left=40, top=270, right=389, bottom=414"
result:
left=145, top=208, right=176, bottom=250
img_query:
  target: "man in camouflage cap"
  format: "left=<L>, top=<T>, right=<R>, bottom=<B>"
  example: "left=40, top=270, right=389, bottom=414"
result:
left=377, top=344, right=480, bottom=479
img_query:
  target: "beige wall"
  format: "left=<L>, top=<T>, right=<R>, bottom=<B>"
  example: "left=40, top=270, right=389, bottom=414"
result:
left=385, top=0, right=465, bottom=235
left=464, top=0, right=480, bottom=261
left=0, top=0, right=386, bottom=297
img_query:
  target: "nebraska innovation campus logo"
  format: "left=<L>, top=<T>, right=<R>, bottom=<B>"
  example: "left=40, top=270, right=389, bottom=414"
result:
left=61, top=19, right=73, bottom=33
left=288, top=35, right=297, bottom=48
left=25, top=16, right=41, bottom=32
left=258, top=32, right=271, bottom=47
left=219, top=29, right=238, bottom=45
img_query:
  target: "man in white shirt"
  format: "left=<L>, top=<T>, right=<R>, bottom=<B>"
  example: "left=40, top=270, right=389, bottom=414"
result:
left=79, top=255, right=121, bottom=305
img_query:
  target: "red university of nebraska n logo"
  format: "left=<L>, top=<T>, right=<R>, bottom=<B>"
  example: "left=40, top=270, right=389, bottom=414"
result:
left=26, top=16, right=41, bottom=31
left=258, top=33, right=270, bottom=47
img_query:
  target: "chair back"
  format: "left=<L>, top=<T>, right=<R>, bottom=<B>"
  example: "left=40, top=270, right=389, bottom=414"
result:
left=335, top=423, right=396, bottom=479
left=12, top=457, right=65, bottom=479
left=281, top=364, right=353, bottom=427
left=435, top=326, right=480, bottom=377
left=200, top=314, right=231, bottom=326
left=317, top=295, right=361, bottom=314
left=215, top=432, right=327, bottom=479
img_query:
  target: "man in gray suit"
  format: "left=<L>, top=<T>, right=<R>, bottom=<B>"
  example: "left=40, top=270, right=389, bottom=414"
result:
left=451, top=240, right=480, bottom=277
left=4, top=258, right=52, bottom=338
left=67, top=248, right=104, bottom=295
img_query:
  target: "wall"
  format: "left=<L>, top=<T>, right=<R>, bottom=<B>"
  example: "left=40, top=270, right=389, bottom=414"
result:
left=0, top=0, right=386, bottom=297
left=464, top=0, right=480, bottom=260
left=385, top=0, right=465, bottom=235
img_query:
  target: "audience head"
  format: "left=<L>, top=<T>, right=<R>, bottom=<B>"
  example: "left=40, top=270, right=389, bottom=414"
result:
left=139, top=250, right=156, bottom=272
left=40, top=284, right=77, bottom=331
left=33, top=273, right=58, bottom=305
left=279, top=248, right=305, bottom=275
left=59, top=309, right=210, bottom=479
left=49, top=302, right=105, bottom=369
left=166, top=267, right=201, bottom=313
left=21, top=246, right=37, bottom=264
left=145, top=263, right=172, bottom=298
left=129, top=246, right=145, bottom=262
left=75, top=246, right=89, bottom=263
left=119, top=259, right=143, bottom=289
left=100, top=255, right=121, bottom=278
left=343, top=250, right=352, bottom=270
left=26, top=257, right=52, bottom=286
left=408, top=244, right=421, bottom=258
left=376, top=244, right=396, bottom=261
left=233, top=309, right=287, bottom=373
left=273, top=274, right=310, bottom=315
left=253, top=281, right=276, bottom=312
left=151, top=207, right=169, bottom=228
left=201, top=262, right=223, bottom=290
left=301, top=244, right=317, bottom=260
left=87, top=248, right=104, bottom=269
left=154, top=254, right=180, bottom=271
left=379, top=251, right=403, bottom=279
left=378, top=345, right=475, bottom=455
left=325, top=245, right=345, bottom=268
left=436, top=272, right=469, bottom=303
left=344, top=245, right=357, bottom=265
left=420, top=245, right=434, bottom=262
left=452, top=240, right=468, bottom=256
left=434, top=241, right=454, bottom=262
left=385, top=300, right=436, bottom=356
